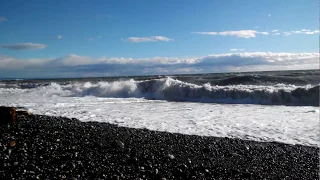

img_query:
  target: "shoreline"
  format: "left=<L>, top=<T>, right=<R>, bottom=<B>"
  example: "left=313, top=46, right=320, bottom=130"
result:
left=0, top=113, right=319, bottom=179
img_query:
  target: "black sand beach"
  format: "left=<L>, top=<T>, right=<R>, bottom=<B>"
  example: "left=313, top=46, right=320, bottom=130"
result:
left=0, top=112, right=319, bottom=179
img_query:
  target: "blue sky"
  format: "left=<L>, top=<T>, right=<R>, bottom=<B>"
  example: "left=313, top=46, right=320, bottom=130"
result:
left=0, top=0, right=318, bottom=78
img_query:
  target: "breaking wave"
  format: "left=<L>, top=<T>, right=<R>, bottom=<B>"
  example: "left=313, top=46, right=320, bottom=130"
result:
left=1, top=77, right=319, bottom=106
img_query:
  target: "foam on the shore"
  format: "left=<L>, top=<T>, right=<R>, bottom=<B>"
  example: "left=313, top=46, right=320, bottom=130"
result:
left=0, top=90, right=318, bottom=146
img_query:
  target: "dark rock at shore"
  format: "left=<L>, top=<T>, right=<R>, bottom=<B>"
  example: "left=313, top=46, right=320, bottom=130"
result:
left=0, top=113, right=319, bottom=179
left=0, top=106, right=17, bottom=124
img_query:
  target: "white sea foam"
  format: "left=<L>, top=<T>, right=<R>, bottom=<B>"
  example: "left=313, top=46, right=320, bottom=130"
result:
left=0, top=84, right=318, bottom=146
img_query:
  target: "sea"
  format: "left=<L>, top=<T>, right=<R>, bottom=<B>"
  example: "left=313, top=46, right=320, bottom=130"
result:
left=0, top=69, right=319, bottom=146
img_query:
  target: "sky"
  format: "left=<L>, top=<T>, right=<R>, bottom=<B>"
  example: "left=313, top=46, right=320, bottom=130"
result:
left=0, top=0, right=318, bottom=78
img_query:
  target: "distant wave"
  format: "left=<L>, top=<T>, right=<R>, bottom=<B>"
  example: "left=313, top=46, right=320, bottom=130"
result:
left=215, top=75, right=314, bottom=86
left=2, top=77, right=318, bottom=106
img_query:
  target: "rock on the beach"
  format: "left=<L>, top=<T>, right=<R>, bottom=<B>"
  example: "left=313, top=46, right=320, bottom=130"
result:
left=112, top=140, right=125, bottom=149
left=0, top=106, right=17, bottom=124
left=17, top=110, right=33, bottom=116
left=168, top=154, right=175, bottom=160
left=9, top=140, right=16, bottom=147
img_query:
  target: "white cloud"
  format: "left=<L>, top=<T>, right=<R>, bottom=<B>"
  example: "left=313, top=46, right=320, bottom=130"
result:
left=256, top=32, right=269, bottom=35
left=0, top=56, right=48, bottom=70
left=283, top=32, right=291, bottom=36
left=57, top=35, right=62, bottom=40
left=1, top=43, right=47, bottom=50
left=215, top=30, right=256, bottom=38
left=122, top=36, right=173, bottom=43
left=49, top=54, right=96, bottom=66
left=195, top=29, right=318, bottom=38
left=229, top=48, right=245, bottom=52
left=291, top=29, right=319, bottom=35
left=0, top=52, right=318, bottom=78
left=194, top=30, right=269, bottom=38
left=0, top=16, right=7, bottom=22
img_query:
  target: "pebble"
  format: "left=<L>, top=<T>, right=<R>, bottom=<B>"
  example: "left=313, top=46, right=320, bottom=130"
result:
left=168, top=154, right=175, bottom=159
left=9, top=140, right=16, bottom=147
left=112, top=140, right=124, bottom=149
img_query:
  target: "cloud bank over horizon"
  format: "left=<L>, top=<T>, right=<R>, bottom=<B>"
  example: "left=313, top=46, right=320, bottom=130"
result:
left=0, top=52, right=318, bottom=78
